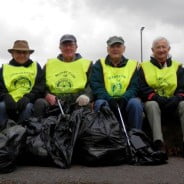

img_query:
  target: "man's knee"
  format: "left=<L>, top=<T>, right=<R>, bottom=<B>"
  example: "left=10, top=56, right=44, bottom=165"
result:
left=25, top=103, right=33, bottom=109
left=144, top=101, right=159, bottom=110
left=0, top=102, right=8, bottom=125
left=0, top=101, right=6, bottom=111
left=34, top=98, right=47, bottom=105
left=94, top=99, right=108, bottom=112
left=33, top=98, right=48, bottom=117
left=178, top=101, right=184, bottom=114
left=127, top=98, right=143, bottom=110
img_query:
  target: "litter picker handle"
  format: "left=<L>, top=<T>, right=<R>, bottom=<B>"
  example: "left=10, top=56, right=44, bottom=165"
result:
left=117, top=104, right=131, bottom=147
left=57, top=99, right=65, bottom=116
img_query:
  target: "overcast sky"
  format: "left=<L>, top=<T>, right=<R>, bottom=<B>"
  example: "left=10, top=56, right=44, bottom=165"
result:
left=0, top=0, right=184, bottom=66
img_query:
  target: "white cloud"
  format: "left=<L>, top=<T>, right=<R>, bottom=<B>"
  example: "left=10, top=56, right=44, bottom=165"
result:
left=0, top=0, right=184, bottom=67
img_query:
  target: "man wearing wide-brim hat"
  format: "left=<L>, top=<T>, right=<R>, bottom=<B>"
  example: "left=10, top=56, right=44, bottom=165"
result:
left=0, top=40, right=44, bottom=126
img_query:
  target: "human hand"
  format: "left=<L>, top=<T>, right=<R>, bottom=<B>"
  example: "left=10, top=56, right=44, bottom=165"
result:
left=45, top=93, right=57, bottom=105
left=151, top=94, right=168, bottom=108
left=165, top=96, right=180, bottom=112
left=76, top=95, right=90, bottom=106
left=100, top=104, right=113, bottom=116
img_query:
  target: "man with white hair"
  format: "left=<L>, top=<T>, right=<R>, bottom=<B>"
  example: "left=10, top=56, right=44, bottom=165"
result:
left=139, top=36, right=184, bottom=156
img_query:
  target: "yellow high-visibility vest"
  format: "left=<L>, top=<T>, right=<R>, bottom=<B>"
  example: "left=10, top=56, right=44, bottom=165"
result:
left=3, top=62, right=37, bottom=102
left=141, top=61, right=180, bottom=97
left=46, top=58, right=91, bottom=95
left=100, top=58, right=137, bottom=97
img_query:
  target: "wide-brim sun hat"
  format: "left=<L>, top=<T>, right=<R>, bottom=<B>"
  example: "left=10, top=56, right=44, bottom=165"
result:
left=8, top=40, right=34, bottom=54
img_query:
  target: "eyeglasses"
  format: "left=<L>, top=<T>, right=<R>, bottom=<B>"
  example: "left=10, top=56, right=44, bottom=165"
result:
left=14, top=50, right=30, bottom=55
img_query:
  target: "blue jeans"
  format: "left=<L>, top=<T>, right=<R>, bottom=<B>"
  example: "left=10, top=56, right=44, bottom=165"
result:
left=0, top=101, right=33, bottom=126
left=94, top=98, right=143, bottom=129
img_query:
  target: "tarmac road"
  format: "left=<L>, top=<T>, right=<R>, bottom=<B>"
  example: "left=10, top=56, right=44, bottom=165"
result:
left=0, top=157, right=184, bottom=184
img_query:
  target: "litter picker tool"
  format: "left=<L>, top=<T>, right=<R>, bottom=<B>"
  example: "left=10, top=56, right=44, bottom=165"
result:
left=116, top=104, right=133, bottom=159
left=57, top=98, right=65, bottom=116
left=117, top=104, right=131, bottom=147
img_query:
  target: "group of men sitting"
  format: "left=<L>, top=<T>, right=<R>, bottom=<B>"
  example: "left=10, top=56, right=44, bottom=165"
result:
left=0, top=34, right=184, bottom=158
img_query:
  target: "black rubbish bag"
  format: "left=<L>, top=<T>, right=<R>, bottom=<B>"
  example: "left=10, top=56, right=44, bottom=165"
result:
left=116, top=104, right=167, bottom=165
left=25, top=117, right=48, bottom=158
left=76, top=107, right=128, bottom=166
left=42, top=112, right=81, bottom=168
left=128, top=129, right=168, bottom=165
left=22, top=116, right=55, bottom=166
left=0, top=120, right=26, bottom=173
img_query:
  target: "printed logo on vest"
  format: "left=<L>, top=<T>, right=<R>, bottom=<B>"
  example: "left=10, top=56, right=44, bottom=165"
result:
left=111, top=82, right=123, bottom=96
left=56, top=78, right=73, bottom=91
left=13, top=77, right=32, bottom=90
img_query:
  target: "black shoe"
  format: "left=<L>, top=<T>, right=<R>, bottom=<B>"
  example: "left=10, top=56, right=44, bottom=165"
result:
left=153, top=140, right=167, bottom=152
left=182, top=143, right=184, bottom=157
left=153, top=140, right=168, bottom=160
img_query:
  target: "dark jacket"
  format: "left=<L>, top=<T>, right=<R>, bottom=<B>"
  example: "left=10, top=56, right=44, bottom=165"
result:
left=43, top=53, right=93, bottom=101
left=138, top=57, right=184, bottom=102
left=90, top=55, right=139, bottom=102
left=0, top=59, right=44, bottom=103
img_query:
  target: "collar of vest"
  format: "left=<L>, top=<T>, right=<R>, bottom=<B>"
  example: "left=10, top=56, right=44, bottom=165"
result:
left=57, top=53, right=82, bottom=61
left=150, top=57, right=172, bottom=69
left=105, top=55, right=128, bottom=67
left=9, top=59, right=33, bottom=67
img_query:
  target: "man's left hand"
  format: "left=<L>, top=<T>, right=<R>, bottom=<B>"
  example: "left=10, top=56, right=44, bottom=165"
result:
left=165, top=96, right=181, bottom=112
left=76, top=95, right=90, bottom=106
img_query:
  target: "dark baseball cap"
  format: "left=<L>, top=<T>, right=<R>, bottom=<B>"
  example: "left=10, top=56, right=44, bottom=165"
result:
left=107, top=36, right=124, bottom=46
left=60, top=34, right=77, bottom=44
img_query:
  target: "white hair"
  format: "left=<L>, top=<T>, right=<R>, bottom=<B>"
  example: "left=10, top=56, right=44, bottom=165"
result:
left=152, top=37, right=170, bottom=48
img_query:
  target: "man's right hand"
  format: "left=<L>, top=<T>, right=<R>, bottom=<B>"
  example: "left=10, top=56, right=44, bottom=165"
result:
left=45, top=93, right=57, bottom=105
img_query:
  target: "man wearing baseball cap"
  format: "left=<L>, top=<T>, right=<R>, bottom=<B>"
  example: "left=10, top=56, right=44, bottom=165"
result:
left=0, top=40, right=44, bottom=126
left=33, top=34, right=92, bottom=116
left=90, top=36, right=143, bottom=129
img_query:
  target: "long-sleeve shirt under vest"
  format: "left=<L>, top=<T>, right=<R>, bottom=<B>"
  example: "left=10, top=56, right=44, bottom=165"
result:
left=90, top=55, right=139, bottom=102
left=0, top=59, right=44, bottom=102
left=138, top=57, right=184, bottom=102
left=43, top=53, right=93, bottom=100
